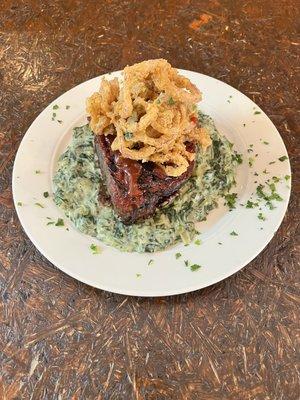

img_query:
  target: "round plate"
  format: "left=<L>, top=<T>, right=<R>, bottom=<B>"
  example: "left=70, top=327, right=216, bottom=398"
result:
left=12, top=70, right=291, bottom=297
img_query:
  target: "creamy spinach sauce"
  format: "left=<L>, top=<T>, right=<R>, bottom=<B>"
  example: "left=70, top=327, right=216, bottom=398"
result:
left=53, top=113, right=238, bottom=252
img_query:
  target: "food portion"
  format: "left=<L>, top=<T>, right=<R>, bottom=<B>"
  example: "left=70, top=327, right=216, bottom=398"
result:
left=86, top=59, right=212, bottom=223
left=53, top=60, right=239, bottom=252
left=87, top=59, right=211, bottom=177
left=53, top=113, right=238, bottom=252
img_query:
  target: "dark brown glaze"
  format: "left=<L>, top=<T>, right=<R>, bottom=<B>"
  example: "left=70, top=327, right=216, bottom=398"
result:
left=95, top=134, right=195, bottom=224
left=0, top=1, right=299, bottom=399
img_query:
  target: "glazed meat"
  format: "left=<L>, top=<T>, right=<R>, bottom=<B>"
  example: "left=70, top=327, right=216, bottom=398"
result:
left=95, top=134, right=195, bottom=224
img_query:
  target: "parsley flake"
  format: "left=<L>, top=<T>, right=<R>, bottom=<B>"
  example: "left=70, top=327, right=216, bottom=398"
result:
left=230, top=231, right=238, bottom=236
left=52, top=104, right=59, bottom=110
left=278, top=155, right=288, bottom=162
left=248, top=158, right=254, bottom=167
left=55, top=218, right=64, bottom=227
left=262, top=141, right=269, bottom=145
left=194, top=239, right=202, bottom=246
left=35, top=202, right=44, bottom=208
left=258, top=213, right=266, bottom=221
left=148, top=259, right=154, bottom=266
left=90, top=243, right=101, bottom=254
left=168, top=97, right=175, bottom=105
left=254, top=111, right=261, bottom=115
left=17, top=201, right=23, bottom=206
left=175, top=253, right=182, bottom=259
left=184, top=260, right=189, bottom=267
left=124, top=131, right=133, bottom=140
left=246, top=200, right=258, bottom=208
left=232, top=153, right=243, bottom=164
left=136, top=273, right=141, bottom=278
left=35, top=170, right=41, bottom=174
left=66, top=105, right=70, bottom=109
left=224, top=193, right=237, bottom=210
left=284, top=175, right=291, bottom=181
left=190, top=264, right=201, bottom=272
left=43, top=191, right=49, bottom=198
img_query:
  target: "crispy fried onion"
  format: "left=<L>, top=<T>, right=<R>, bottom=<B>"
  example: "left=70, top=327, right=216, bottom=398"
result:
left=86, top=59, right=211, bottom=176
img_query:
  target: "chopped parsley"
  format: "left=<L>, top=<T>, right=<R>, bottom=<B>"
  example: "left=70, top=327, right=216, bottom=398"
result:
left=57, top=120, right=63, bottom=124
left=43, top=191, right=49, bottom=198
left=254, top=111, right=261, bottom=115
left=224, top=193, right=237, bottom=210
left=248, top=157, right=254, bottom=167
left=66, top=105, right=70, bottom=110
left=284, top=175, right=291, bottom=181
left=263, top=169, right=269, bottom=174
left=52, top=112, right=57, bottom=119
left=148, top=259, right=154, bottom=266
left=90, top=243, right=101, bottom=254
left=230, top=231, right=238, bottom=236
left=194, top=239, right=202, bottom=246
left=124, top=131, right=133, bottom=140
left=278, top=155, right=288, bottom=162
left=175, top=253, right=182, bottom=259
left=190, top=264, right=201, bottom=272
left=232, top=152, right=243, bottom=164
left=35, top=170, right=41, bottom=174
left=47, top=221, right=54, bottom=225
left=243, top=123, right=246, bottom=127
left=246, top=200, right=258, bottom=208
left=55, top=218, right=64, bottom=227
left=35, top=202, right=44, bottom=208
left=258, top=213, right=266, bottom=221
left=218, top=242, right=223, bottom=245
left=136, top=273, right=141, bottom=278
left=262, top=141, right=269, bottom=145
left=52, top=104, right=59, bottom=110
left=256, top=183, right=283, bottom=209
left=168, top=97, right=175, bottom=105
left=272, top=176, right=280, bottom=183
left=17, top=201, right=23, bottom=206
left=269, top=161, right=276, bottom=165
left=184, top=260, right=189, bottom=267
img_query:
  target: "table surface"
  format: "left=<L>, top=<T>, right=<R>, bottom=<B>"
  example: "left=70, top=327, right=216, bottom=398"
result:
left=0, top=1, right=299, bottom=399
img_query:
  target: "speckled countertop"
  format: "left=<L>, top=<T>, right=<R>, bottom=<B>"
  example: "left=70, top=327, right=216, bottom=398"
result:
left=0, top=1, right=299, bottom=399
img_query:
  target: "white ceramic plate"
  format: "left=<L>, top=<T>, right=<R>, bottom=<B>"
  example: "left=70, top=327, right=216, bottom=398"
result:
left=12, top=70, right=291, bottom=297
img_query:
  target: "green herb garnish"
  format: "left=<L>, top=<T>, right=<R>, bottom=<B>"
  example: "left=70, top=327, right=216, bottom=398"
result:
left=248, top=158, right=254, bottom=167
left=35, top=170, right=41, bottom=174
left=258, top=213, right=266, bottom=221
left=224, top=193, right=237, bottom=210
left=190, top=264, right=201, bottom=272
left=43, top=191, right=49, bottom=198
left=52, top=104, right=59, bottom=110
left=124, top=131, right=133, bottom=140
left=90, top=243, right=101, bottom=254
left=278, top=155, right=288, bottom=162
left=269, top=161, right=275, bottom=165
left=57, top=120, right=63, bottom=124
left=194, top=239, right=202, bottom=246
left=17, top=201, right=23, bottom=206
left=262, top=141, right=269, bottom=145
left=136, top=273, right=141, bottom=278
left=175, top=253, right=182, bottom=259
left=218, top=242, right=222, bottom=245
left=272, top=176, right=280, bottom=183
left=184, top=260, right=189, bottom=267
left=35, top=202, right=44, bottom=208
left=55, top=218, right=64, bottom=227
left=232, top=153, right=243, bottom=164
left=168, top=97, right=175, bottom=105
left=47, top=221, right=54, bottom=225
left=230, top=231, right=238, bottom=236
left=148, top=259, right=154, bottom=266
left=254, top=111, right=261, bottom=115
left=66, top=105, right=70, bottom=109
left=246, top=200, right=258, bottom=208
left=284, top=175, right=291, bottom=181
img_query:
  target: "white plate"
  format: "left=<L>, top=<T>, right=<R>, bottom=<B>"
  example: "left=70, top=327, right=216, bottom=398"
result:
left=12, top=70, right=291, bottom=297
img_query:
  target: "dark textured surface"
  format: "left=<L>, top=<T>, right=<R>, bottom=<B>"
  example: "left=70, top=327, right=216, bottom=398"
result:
left=0, top=1, right=299, bottom=399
